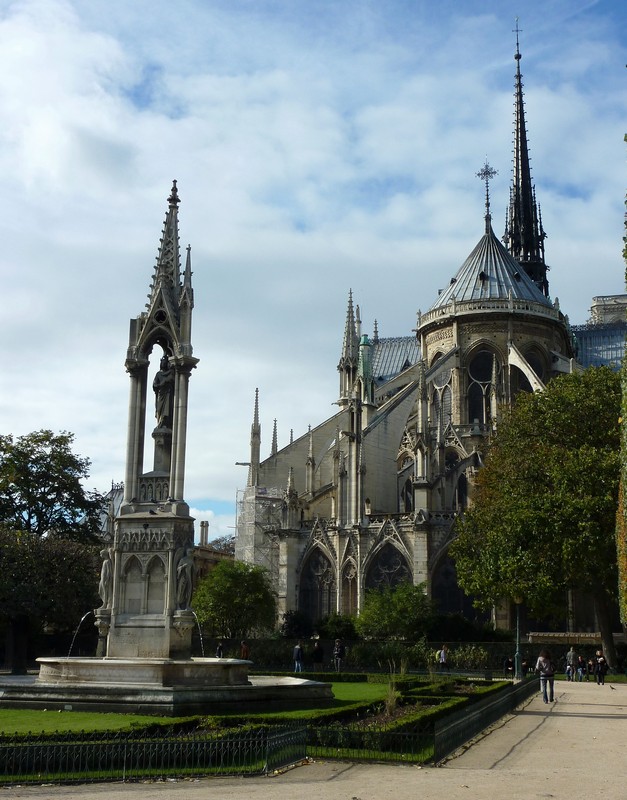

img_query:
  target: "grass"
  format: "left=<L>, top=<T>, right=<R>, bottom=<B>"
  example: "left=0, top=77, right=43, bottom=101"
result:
left=0, top=682, right=390, bottom=734
left=0, top=709, right=186, bottom=735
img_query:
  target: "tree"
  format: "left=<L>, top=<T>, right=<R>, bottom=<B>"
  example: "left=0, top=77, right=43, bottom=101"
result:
left=354, top=582, right=434, bottom=641
left=206, top=534, right=236, bottom=555
left=0, top=430, right=104, bottom=540
left=0, top=527, right=100, bottom=672
left=451, top=367, right=621, bottom=666
left=192, top=560, right=277, bottom=638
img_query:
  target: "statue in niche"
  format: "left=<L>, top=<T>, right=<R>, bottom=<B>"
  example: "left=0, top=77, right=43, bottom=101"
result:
left=176, top=547, right=194, bottom=609
left=153, top=355, right=175, bottom=429
left=98, top=548, right=113, bottom=609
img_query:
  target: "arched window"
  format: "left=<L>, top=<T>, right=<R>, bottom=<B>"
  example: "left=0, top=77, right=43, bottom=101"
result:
left=299, top=549, right=336, bottom=622
left=467, top=350, right=498, bottom=425
left=365, top=543, right=411, bottom=589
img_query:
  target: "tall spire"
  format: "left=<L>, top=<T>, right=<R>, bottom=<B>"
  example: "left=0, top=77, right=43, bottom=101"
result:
left=271, top=418, right=278, bottom=456
left=503, top=21, right=549, bottom=297
left=147, top=180, right=182, bottom=315
left=338, top=289, right=360, bottom=404
left=248, top=388, right=261, bottom=486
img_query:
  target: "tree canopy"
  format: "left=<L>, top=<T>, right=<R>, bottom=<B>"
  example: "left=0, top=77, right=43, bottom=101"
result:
left=451, top=367, right=621, bottom=664
left=192, top=560, right=277, bottom=638
left=0, top=526, right=100, bottom=672
left=0, top=430, right=104, bottom=539
left=354, top=581, right=434, bottom=641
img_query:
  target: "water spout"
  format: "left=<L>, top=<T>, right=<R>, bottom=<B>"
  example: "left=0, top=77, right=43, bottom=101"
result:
left=190, top=610, right=205, bottom=658
left=67, top=610, right=95, bottom=658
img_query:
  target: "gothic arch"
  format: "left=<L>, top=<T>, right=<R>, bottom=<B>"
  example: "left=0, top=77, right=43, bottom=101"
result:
left=463, top=344, right=503, bottom=426
left=146, top=555, right=166, bottom=613
left=122, top=555, right=143, bottom=615
left=299, top=547, right=337, bottom=623
left=364, top=541, right=412, bottom=590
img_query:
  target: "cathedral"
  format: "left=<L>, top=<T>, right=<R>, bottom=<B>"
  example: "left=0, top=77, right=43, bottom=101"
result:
left=235, top=38, right=580, bottom=628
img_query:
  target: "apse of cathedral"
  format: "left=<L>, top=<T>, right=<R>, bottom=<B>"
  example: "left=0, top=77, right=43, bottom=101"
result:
left=235, top=37, right=583, bottom=625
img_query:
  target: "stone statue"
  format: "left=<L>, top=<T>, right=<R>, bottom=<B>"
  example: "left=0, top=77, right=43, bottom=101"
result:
left=98, top=548, right=113, bottom=609
left=176, top=548, right=194, bottom=609
left=153, top=355, right=175, bottom=429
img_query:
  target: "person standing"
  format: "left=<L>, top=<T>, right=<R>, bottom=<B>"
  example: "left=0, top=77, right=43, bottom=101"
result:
left=439, top=644, right=450, bottom=672
left=565, top=646, right=577, bottom=681
left=215, top=641, right=224, bottom=658
left=535, top=649, right=555, bottom=703
left=595, top=650, right=608, bottom=685
left=240, top=640, right=250, bottom=660
left=293, top=640, right=304, bottom=673
left=312, top=640, right=325, bottom=672
left=333, top=639, right=346, bottom=672
left=576, top=654, right=587, bottom=682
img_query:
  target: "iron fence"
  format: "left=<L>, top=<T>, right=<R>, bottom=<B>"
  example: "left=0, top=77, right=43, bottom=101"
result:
left=0, top=726, right=307, bottom=785
left=0, top=682, right=540, bottom=785
left=433, top=677, right=538, bottom=761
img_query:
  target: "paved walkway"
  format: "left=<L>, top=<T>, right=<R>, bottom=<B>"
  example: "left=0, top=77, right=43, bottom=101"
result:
left=4, top=680, right=626, bottom=800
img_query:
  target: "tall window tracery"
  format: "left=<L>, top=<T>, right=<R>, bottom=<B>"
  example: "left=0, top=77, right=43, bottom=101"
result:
left=365, top=543, right=411, bottom=589
left=299, top=549, right=336, bottom=622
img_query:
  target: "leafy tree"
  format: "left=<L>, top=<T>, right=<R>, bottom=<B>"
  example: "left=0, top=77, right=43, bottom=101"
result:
left=0, top=430, right=104, bottom=540
left=316, top=612, right=358, bottom=640
left=192, top=560, right=277, bottom=638
left=451, top=367, right=621, bottom=666
left=354, top=582, right=434, bottom=641
left=206, top=534, right=235, bottom=555
left=0, top=527, right=100, bottom=672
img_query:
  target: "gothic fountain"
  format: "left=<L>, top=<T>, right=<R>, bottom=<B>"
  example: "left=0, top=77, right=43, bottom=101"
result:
left=0, top=183, right=331, bottom=715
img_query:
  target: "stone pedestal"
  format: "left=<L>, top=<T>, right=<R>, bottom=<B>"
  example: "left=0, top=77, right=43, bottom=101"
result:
left=104, top=506, right=195, bottom=660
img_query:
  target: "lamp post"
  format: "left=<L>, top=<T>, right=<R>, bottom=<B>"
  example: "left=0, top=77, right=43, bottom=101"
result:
left=514, top=595, right=523, bottom=681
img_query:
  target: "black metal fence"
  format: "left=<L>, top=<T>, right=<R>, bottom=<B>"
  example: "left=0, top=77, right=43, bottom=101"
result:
left=433, top=678, right=538, bottom=761
left=0, top=726, right=307, bottom=785
left=0, top=681, right=538, bottom=785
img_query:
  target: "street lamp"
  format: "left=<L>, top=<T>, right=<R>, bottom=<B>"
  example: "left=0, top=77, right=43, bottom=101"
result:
left=513, top=595, right=523, bottom=681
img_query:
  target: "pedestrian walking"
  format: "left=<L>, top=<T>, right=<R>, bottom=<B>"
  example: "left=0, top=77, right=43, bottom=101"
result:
left=293, top=640, right=304, bottom=673
left=535, top=648, right=555, bottom=703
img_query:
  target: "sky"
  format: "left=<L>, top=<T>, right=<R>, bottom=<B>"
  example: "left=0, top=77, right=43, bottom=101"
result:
left=0, top=0, right=625, bottom=541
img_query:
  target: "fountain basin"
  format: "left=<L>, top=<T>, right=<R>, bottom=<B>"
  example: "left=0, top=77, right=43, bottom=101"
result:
left=37, top=656, right=251, bottom=687
left=0, top=658, right=334, bottom=716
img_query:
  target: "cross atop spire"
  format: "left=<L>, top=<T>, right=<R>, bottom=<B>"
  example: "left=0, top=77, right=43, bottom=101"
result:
left=513, top=17, right=522, bottom=59
left=476, top=159, right=498, bottom=233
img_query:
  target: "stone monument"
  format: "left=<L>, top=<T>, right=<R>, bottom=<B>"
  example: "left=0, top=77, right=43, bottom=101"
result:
left=0, top=183, right=332, bottom=714
left=94, top=180, right=199, bottom=659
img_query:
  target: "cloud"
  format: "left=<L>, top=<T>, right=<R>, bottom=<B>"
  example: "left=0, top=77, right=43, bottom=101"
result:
left=1, top=0, right=625, bottom=520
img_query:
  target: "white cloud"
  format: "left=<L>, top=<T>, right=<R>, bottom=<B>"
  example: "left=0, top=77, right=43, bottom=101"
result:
left=1, top=0, right=625, bottom=518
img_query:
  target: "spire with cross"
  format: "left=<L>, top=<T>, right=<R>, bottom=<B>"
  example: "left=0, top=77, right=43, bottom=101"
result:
left=476, top=159, right=498, bottom=233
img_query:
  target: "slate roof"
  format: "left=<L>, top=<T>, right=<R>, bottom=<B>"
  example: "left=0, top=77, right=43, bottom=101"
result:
left=371, top=336, right=420, bottom=385
left=429, top=223, right=553, bottom=312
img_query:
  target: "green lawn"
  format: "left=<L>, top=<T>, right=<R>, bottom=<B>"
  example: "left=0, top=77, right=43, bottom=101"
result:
left=0, top=682, right=390, bottom=734
left=0, top=709, right=182, bottom=735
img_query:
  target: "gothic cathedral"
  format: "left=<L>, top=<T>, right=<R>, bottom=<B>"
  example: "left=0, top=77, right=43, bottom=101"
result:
left=236, top=39, right=576, bottom=627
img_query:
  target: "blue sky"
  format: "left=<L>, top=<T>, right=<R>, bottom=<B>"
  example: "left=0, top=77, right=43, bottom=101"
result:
left=0, top=0, right=625, bottom=540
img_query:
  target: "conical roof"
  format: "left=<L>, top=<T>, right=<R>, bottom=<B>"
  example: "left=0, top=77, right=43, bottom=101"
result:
left=428, top=222, right=552, bottom=312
